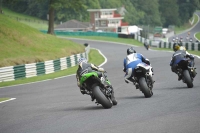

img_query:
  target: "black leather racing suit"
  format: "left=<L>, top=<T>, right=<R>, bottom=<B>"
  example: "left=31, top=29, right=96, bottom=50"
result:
left=170, top=50, right=194, bottom=73
left=76, top=62, right=104, bottom=94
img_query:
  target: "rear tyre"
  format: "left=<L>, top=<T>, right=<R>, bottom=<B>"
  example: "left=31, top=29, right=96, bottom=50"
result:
left=183, top=70, right=193, bottom=88
left=92, top=86, right=112, bottom=109
left=112, top=99, right=117, bottom=105
left=139, top=77, right=153, bottom=98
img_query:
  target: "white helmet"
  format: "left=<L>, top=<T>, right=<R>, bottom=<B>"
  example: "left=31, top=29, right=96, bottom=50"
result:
left=179, top=46, right=186, bottom=51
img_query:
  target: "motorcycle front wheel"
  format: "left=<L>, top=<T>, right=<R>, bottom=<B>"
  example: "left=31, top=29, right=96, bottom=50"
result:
left=139, top=77, right=153, bottom=98
left=92, top=86, right=113, bottom=109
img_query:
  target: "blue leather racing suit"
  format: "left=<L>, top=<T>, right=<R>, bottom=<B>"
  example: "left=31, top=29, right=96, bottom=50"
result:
left=123, top=53, right=150, bottom=82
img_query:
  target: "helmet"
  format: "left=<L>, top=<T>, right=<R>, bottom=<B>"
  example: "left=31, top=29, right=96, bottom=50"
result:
left=78, top=58, right=87, bottom=65
left=173, top=43, right=180, bottom=51
left=179, top=46, right=186, bottom=51
left=127, top=47, right=136, bottom=55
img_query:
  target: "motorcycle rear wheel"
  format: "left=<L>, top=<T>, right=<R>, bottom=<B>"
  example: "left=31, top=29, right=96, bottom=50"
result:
left=183, top=70, right=193, bottom=88
left=92, top=86, right=113, bottom=109
left=139, top=77, right=153, bottom=98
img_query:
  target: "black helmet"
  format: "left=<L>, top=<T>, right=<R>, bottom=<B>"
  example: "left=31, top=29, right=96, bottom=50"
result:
left=127, top=47, right=136, bottom=55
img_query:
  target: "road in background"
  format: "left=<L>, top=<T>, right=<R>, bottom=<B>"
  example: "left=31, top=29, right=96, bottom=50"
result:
left=168, top=12, right=200, bottom=42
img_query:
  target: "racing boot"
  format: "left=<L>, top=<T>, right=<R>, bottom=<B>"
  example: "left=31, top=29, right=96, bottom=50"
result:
left=177, top=71, right=182, bottom=81
left=90, top=94, right=95, bottom=101
left=125, top=77, right=135, bottom=84
left=127, top=77, right=139, bottom=89
left=135, top=83, right=140, bottom=89
left=80, top=87, right=86, bottom=95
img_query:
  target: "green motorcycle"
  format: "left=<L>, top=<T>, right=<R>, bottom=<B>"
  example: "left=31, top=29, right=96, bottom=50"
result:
left=80, top=71, right=117, bottom=109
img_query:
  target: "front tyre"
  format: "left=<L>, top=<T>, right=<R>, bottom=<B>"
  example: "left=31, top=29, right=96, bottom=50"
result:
left=92, top=86, right=112, bottom=109
left=139, top=77, right=153, bottom=98
left=183, top=70, right=193, bottom=88
left=111, top=92, right=117, bottom=105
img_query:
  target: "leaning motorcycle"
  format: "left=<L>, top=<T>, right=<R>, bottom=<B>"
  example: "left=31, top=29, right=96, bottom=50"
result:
left=144, top=44, right=150, bottom=50
left=144, top=42, right=150, bottom=50
left=129, top=63, right=154, bottom=98
left=80, top=71, right=117, bottom=109
left=175, top=57, right=196, bottom=88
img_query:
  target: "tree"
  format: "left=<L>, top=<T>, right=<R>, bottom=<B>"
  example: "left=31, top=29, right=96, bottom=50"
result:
left=135, top=0, right=161, bottom=26
left=123, top=0, right=144, bottom=25
left=55, top=0, right=101, bottom=22
left=177, top=0, right=199, bottom=25
left=47, top=0, right=84, bottom=35
left=25, top=0, right=48, bottom=20
left=0, top=0, right=2, bottom=13
left=159, top=0, right=180, bottom=27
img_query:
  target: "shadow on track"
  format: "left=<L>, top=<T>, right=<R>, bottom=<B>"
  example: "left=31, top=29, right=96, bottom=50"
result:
left=117, top=95, right=144, bottom=100
left=162, top=86, right=196, bottom=90
left=53, top=105, right=109, bottom=113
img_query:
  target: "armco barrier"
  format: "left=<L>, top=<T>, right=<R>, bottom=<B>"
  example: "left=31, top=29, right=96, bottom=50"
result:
left=40, top=30, right=118, bottom=38
left=0, top=45, right=90, bottom=82
left=135, top=34, right=200, bottom=51
left=158, top=42, right=200, bottom=51
left=40, top=30, right=200, bottom=51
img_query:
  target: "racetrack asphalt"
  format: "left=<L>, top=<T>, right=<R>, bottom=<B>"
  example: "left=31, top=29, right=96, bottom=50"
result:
left=0, top=38, right=200, bottom=133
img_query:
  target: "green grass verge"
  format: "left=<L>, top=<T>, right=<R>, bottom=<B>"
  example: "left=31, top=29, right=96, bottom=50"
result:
left=0, top=14, right=85, bottom=67
left=2, top=7, right=50, bottom=30
left=195, top=32, right=200, bottom=40
left=0, top=49, right=104, bottom=88
left=0, top=98, right=10, bottom=102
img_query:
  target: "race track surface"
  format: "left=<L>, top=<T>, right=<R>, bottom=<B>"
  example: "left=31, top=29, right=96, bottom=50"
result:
left=0, top=39, right=200, bottom=133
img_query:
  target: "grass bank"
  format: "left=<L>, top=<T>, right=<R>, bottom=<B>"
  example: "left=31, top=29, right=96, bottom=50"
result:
left=2, top=7, right=49, bottom=30
left=0, top=14, right=85, bottom=67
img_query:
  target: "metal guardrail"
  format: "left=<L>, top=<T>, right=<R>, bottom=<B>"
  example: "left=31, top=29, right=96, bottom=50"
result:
left=0, top=45, right=90, bottom=82
left=157, top=42, right=200, bottom=50
left=40, top=30, right=118, bottom=38
left=135, top=35, right=200, bottom=51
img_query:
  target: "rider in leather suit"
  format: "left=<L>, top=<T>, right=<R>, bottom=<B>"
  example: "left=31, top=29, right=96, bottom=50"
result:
left=76, top=58, right=117, bottom=104
left=170, top=45, right=196, bottom=80
left=76, top=58, right=105, bottom=94
left=123, top=47, right=151, bottom=88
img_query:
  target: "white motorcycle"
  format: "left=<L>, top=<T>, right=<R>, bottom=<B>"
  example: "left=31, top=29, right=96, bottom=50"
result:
left=129, top=63, right=154, bottom=98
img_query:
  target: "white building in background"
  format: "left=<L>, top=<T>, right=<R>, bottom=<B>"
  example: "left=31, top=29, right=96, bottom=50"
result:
left=118, top=25, right=142, bottom=35
left=87, top=8, right=128, bottom=32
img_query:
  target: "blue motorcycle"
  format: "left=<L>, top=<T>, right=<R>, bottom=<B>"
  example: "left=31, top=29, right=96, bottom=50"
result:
left=175, top=57, right=196, bottom=88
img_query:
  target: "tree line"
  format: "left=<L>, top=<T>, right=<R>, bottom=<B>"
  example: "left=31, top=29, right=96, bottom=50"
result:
left=1, top=0, right=200, bottom=34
